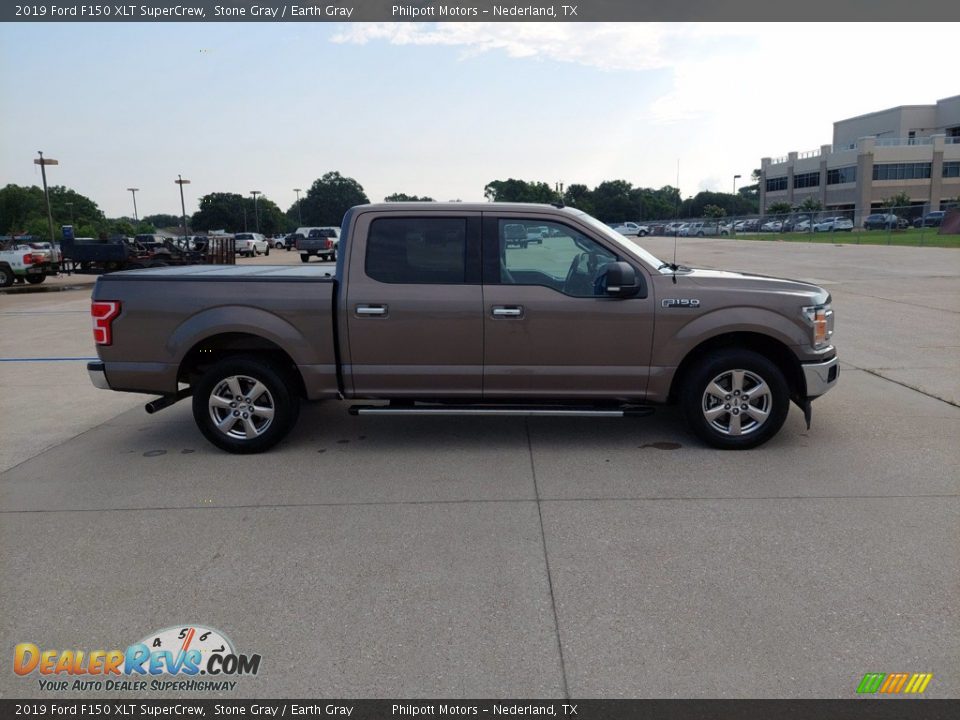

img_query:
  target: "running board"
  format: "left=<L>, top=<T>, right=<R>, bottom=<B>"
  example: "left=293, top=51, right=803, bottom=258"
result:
left=348, top=404, right=654, bottom=418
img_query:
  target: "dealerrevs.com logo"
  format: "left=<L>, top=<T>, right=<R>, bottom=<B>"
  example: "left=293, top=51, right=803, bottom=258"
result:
left=13, top=625, right=261, bottom=692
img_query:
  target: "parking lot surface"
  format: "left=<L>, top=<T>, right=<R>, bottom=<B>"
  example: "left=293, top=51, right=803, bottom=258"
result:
left=1, top=240, right=958, bottom=698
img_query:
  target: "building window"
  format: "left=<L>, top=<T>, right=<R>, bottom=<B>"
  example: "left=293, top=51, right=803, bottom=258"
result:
left=827, top=166, right=857, bottom=185
left=794, top=171, right=820, bottom=189
left=765, top=176, right=787, bottom=192
left=872, top=163, right=932, bottom=181
left=943, top=162, right=960, bottom=178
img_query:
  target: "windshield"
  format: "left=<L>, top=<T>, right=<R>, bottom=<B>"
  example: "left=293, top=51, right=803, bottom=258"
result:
left=564, top=207, right=665, bottom=271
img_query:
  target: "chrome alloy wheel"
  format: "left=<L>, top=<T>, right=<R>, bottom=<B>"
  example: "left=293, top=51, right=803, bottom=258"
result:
left=701, top=369, right=772, bottom=436
left=208, top=375, right=276, bottom=440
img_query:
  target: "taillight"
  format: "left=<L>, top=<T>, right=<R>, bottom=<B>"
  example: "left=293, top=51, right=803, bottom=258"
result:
left=92, top=301, right=121, bottom=345
left=22, top=253, right=35, bottom=264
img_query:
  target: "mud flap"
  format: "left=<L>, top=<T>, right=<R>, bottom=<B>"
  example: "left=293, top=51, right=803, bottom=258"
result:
left=801, top=399, right=812, bottom=430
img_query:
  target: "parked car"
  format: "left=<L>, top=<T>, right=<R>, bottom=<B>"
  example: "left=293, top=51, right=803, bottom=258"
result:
left=270, top=234, right=288, bottom=250
left=794, top=219, right=811, bottom=232
left=503, top=223, right=529, bottom=248
left=525, top=225, right=547, bottom=244
left=611, top=221, right=650, bottom=237
left=297, top=227, right=339, bottom=262
left=760, top=220, right=783, bottom=232
left=680, top=221, right=722, bottom=237
left=913, top=211, right=945, bottom=228
left=0, top=240, right=54, bottom=286
left=235, top=232, right=269, bottom=257
left=864, top=213, right=907, bottom=230
left=736, top=219, right=760, bottom=232
left=87, top=201, right=838, bottom=453
left=812, top=217, right=854, bottom=232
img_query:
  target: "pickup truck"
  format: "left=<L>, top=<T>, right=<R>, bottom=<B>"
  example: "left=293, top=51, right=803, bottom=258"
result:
left=0, top=240, right=56, bottom=286
left=296, top=227, right=339, bottom=262
left=87, top=202, right=838, bottom=453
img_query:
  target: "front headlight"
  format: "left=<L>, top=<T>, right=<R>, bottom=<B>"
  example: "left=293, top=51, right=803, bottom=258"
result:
left=802, top=303, right=834, bottom=349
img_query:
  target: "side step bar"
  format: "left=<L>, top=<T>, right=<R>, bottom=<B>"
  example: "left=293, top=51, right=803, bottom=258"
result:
left=349, top=404, right=654, bottom=418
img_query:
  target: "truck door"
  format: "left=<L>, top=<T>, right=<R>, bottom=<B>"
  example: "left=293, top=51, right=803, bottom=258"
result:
left=343, top=211, right=483, bottom=397
left=481, top=214, right=655, bottom=399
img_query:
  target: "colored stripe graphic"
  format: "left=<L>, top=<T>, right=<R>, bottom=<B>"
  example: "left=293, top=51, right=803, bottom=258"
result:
left=857, top=672, right=932, bottom=694
left=857, top=673, right=885, bottom=694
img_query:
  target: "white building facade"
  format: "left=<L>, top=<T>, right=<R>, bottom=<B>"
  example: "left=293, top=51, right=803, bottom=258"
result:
left=760, top=96, right=960, bottom=223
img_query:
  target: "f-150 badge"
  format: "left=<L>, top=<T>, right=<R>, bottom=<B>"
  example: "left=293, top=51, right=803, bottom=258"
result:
left=662, top=298, right=701, bottom=308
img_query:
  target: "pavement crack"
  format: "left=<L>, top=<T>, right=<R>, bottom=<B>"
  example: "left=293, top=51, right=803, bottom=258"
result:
left=526, top=418, right=570, bottom=700
left=847, top=365, right=959, bottom=408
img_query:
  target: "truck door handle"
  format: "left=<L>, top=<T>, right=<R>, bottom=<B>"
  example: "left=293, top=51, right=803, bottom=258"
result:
left=491, top=305, right=524, bottom=318
left=356, top=304, right=388, bottom=317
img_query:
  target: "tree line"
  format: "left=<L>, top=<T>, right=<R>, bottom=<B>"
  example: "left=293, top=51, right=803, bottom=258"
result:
left=1, top=171, right=763, bottom=239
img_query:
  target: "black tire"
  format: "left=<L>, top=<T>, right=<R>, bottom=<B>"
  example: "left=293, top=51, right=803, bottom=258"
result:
left=192, top=355, right=300, bottom=454
left=25, top=274, right=46, bottom=284
left=300, top=254, right=310, bottom=263
left=681, top=349, right=789, bottom=450
left=0, top=266, right=16, bottom=287
left=265, top=247, right=270, bottom=256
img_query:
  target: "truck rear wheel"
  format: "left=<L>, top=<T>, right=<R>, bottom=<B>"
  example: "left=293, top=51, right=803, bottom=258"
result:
left=25, top=274, right=46, bottom=284
left=192, top=355, right=300, bottom=454
left=300, top=254, right=310, bottom=263
left=681, top=349, right=789, bottom=450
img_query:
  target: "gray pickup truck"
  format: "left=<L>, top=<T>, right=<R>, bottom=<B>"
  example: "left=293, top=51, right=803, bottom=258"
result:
left=88, top=202, right=838, bottom=453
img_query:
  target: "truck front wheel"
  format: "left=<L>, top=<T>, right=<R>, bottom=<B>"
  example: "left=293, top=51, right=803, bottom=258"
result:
left=681, top=349, right=789, bottom=450
left=0, top=267, right=14, bottom=287
left=192, top=355, right=300, bottom=454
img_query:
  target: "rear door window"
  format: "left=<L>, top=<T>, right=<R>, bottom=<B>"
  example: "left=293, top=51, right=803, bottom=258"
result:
left=366, top=217, right=467, bottom=284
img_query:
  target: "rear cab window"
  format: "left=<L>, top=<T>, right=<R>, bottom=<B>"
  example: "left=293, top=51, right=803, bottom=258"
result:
left=365, top=217, right=468, bottom=284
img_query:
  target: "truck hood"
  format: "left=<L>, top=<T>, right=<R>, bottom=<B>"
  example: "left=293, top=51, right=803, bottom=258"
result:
left=683, top=267, right=830, bottom=304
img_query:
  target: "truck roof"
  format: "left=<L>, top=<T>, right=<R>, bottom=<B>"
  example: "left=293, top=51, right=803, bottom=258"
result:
left=357, top=202, right=572, bottom=214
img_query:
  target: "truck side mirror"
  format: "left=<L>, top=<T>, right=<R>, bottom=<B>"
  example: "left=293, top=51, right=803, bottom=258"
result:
left=602, top=261, right=641, bottom=298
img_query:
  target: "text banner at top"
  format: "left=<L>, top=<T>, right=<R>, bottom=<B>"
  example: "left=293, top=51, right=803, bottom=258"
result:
left=4, top=1, right=960, bottom=22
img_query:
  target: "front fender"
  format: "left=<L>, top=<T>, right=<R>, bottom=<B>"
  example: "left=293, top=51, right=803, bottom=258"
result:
left=652, top=306, right=807, bottom=369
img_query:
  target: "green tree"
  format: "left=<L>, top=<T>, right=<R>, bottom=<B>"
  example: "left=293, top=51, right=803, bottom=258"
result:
left=703, top=204, right=726, bottom=218
left=142, top=213, right=181, bottom=228
left=562, top=184, right=595, bottom=215
left=767, top=201, right=793, bottom=216
left=591, top=180, right=638, bottom=222
left=0, top=183, right=104, bottom=236
left=296, top=172, right=370, bottom=226
left=483, top=179, right=556, bottom=203
left=191, top=192, right=247, bottom=232
left=799, top=197, right=823, bottom=212
left=883, top=191, right=911, bottom=213
left=384, top=193, right=434, bottom=202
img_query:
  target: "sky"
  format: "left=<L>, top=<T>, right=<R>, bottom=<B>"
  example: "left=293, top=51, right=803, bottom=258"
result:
left=1, top=21, right=957, bottom=219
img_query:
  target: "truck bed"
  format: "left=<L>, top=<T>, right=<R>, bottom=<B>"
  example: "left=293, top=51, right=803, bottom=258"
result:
left=93, top=265, right=339, bottom=398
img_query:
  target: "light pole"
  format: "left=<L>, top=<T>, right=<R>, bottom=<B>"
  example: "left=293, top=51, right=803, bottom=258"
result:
left=733, top=174, right=742, bottom=195
left=250, top=191, right=261, bottom=232
left=175, top=175, right=191, bottom=241
left=293, top=188, right=303, bottom=225
left=127, top=188, right=140, bottom=224
left=34, top=151, right=59, bottom=245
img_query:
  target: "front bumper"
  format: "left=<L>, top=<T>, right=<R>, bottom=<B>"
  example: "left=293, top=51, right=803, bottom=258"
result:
left=802, top=355, right=839, bottom=398
left=87, top=361, right=110, bottom=390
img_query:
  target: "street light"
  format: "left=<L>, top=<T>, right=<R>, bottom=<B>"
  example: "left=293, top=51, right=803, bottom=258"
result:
left=34, top=151, right=59, bottom=246
left=175, top=175, right=191, bottom=241
left=733, top=174, right=742, bottom=194
left=293, top=188, right=303, bottom=225
left=127, top=188, right=140, bottom=224
left=250, top=191, right=261, bottom=232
